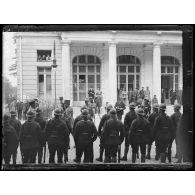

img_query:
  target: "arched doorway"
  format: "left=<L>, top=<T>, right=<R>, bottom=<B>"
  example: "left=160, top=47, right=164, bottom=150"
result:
left=117, top=55, right=141, bottom=103
left=161, top=56, right=180, bottom=104
left=72, top=55, right=101, bottom=105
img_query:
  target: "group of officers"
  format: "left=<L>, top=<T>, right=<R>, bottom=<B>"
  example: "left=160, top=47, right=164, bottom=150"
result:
left=2, top=96, right=182, bottom=165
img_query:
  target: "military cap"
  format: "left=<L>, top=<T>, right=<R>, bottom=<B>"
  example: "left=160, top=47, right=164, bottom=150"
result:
left=35, top=107, right=42, bottom=114
left=129, top=102, right=136, bottom=109
left=152, top=103, right=159, bottom=109
left=106, top=104, right=113, bottom=111
left=54, top=108, right=62, bottom=116
left=109, top=108, right=117, bottom=115
left=82, top=109, right=89, bottom=116
left=3, top=114, right=10, bottom=122
left=136, top=108, right=145, bottom=116
left=174, top=104, right=181, bottom=110
left=26, top=110, right=35, bottom=118
left=10, top=111, right=17, bottom=116
left=159, top=103, right=166, bottom=111
left=81, top=105, right=88, bottom=112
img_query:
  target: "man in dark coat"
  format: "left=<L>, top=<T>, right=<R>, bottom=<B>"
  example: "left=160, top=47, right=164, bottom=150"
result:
left=139, top=87, right=145, bottom=100
left=88, top=88, right=95, bottom=99
left=153, top=104, right=174, bottom=163
left=9, top=111, right=21, bottom=164
left=128, top=88, right=133, bottom=104
left=143, top=97, right=151, bottom=118
left=45, top=108, right=70, bottom=163
left=61, top=110, right=73, bottom=163
left=114, top=98, right=126, bottom=121
left=96, top=104, right=113, bottom=162
left=34, top=108, right=46, bottom=164
left=23, top=100, right=30, bottom=120
left=128, top=108, right=151, bottom=163
left=101, top=108, right=124, bottom=163
left=16, top=100, right=23, bottom=120
left=2, top=114, right=19, bottom=165
left=121, top=102, right=137, bottom=161
left=20, top=111, right=42, bottom=163
left=147, top=103, right=159, bottom=160
left=168, top=104, right=182, bottom=162
left=74, top=109, right=98, bottom=163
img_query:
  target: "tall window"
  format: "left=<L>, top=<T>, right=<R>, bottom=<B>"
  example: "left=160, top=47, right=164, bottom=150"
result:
left=38, top=68, right=52, bottom=99
left=161, top=56, right=180, bottom=90
left=72, top=55, right=101, bottom=101
left=117, top=55, right=141, bottom=92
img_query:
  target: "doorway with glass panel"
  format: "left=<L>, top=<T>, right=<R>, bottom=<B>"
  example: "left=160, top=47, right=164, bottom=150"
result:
left=72, top=55, right=101, bottom=106
left=117, top=55, right=141, bottom=105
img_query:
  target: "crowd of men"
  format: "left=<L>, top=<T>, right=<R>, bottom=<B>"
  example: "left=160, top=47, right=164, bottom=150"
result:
left=2, top=93, right=184, bottom=165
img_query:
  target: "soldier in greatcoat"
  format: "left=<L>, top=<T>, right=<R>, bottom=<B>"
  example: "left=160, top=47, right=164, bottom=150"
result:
left=34, top=108, right=46, bottom=164
left=45, top=108, right=70, bottom=163
left=128, top=108, right=151, bottom=163
left=168, top=104, right=182, bottom=162
left=101, top=108, right=124, bottom=163
left=121, top=102, right=137, bottom=161
left=20, top=111, right=42, bottom=163
left=16, top=100, right=23, bottom=120
left=147, top=103, right=159, bottom=160
left=96, top=104, right=113, bottom=162
left=9, top=111, right=21, bottom=164
left=153, top=104, right=174, bottom=163
left=74, top=109, right=98, bottom=163
left=114, top=98, right=126, bottom=121
left=2, top=114, right=19, bottom=165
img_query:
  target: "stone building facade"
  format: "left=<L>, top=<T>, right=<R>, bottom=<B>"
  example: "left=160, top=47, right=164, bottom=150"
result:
left=14, top=31, right=182, bottom=106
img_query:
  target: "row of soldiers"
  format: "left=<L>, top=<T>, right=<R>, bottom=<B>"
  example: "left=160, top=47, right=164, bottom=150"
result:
left=2, top=100, right=182, bottom=164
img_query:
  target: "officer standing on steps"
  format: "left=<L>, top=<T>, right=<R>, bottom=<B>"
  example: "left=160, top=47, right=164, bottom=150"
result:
left=96, top=104, right=113, bottom=162
left=101, top=108, right=124, bottom=163
left=114, top=97, right=126, bottom=121
left=168, top=104, right=182, bottom=162
left=153, top=104, right=174, bottom=163
left=121, top=102, right=137, bottom=161
left=147, top=103, right=159, bottom=160
left=9, top=111, right=21, bottom=164
left=74, top=109, right=98, bottom=163
left=34, top=108, right=46, bottom=164
left=20, top=111, right=42, bottom=163
left=45, top=108, right=70, bottom=164
left=128, top=108, right=151, bottom=163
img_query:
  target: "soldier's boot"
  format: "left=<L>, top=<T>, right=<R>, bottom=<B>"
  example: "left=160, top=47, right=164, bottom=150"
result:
left=132, top=153, right=137, bottom=163
left=120, top=147, right=129, bottom=161
left=160, top=153, right=166, bottom=163
left=12, top=153, right=17, bottom=165
left=168, top=152, right=172, bottom=163
left=96, top=147, right=104, bottom=162
left=141, top=154, right=146, bottom=163
left=137, top=151, right=139, bottom=159
left=155, top=148, right=160, bottom=160
left=146, top=145, right=151, bottom=160
left=111, top=157, right=117, bottom=163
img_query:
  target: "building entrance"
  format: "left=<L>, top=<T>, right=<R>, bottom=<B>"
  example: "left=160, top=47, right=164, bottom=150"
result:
left=72, top=55, right=101, bottom=106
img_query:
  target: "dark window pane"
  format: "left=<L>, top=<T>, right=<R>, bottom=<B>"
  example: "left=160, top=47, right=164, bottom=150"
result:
left=38, top=68, right=44, bottom=73
left=87, top=55, right=95, bottom=64
left=88, top=66, right=95, bottom=73
left=120, top=75, right=126, bottom=83
left=79, top=66, right=86, bottom=73
left=161, top=66, right=166, bottom=73
left=175, top=75, right=178, bottom=83
left=136, top=66, right=140, bottom=73
left=39, top=75, right=44, bottom=82
left=128, top=66, right=134, bottom=73
left=136, top=75, right=140, bottom=89
left=129, top=55, right=135, bottom=64
left=46, top=75, right=51, bottom=95
left=78, top=55, right=86, bottom=64
left=120, top=66, right=126, bottom=73
left=128, top=84, right=134, bottom=91
left=120, top=84, right=125, bottom=90
left=167, top=67, right=173, bottom=73
left=161, top=56, right=179, bottom=65
left=96, top=75, right=100, bottom=83
left=96, top=57, right=101, bottom=64
left=79, top=93, right=86, bottom=101
left=96, top=83, right=101, bottom=89
left=37, top=50, right=52, bottom=62
left=46, top=68, right=51, bottom=73
left=96, top=66, right=100, bottom=73
left=88, top=83, right=95, bottom=89
left=73, top=93, right=77, bottom=101
left=88, top=75, right=95, bottom=83
left=128, top=75, right=134, bottom=83
left=73, top=75, right=77, bottom=83
left=175, top=67, right=179, bottom=73
left=73, top=66, right=77, bottom=73
left=175, top=84, right=178, bottom=90
left=79, top=75, right=86, bottom=83
left=135, top=57, right=141, bottom=64
left=73, top=57, right=77, bottom=64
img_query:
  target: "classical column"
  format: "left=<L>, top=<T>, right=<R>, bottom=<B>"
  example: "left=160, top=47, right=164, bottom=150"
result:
left=108, top=41, right=117, bottom=105
left=61, top=40, right=71, bottom=100
left=153, top=43, right=161, bottom=103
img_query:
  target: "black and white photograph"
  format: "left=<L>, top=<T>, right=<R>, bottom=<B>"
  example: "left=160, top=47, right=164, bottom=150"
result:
left=1, top=25, right=193, bottom=171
